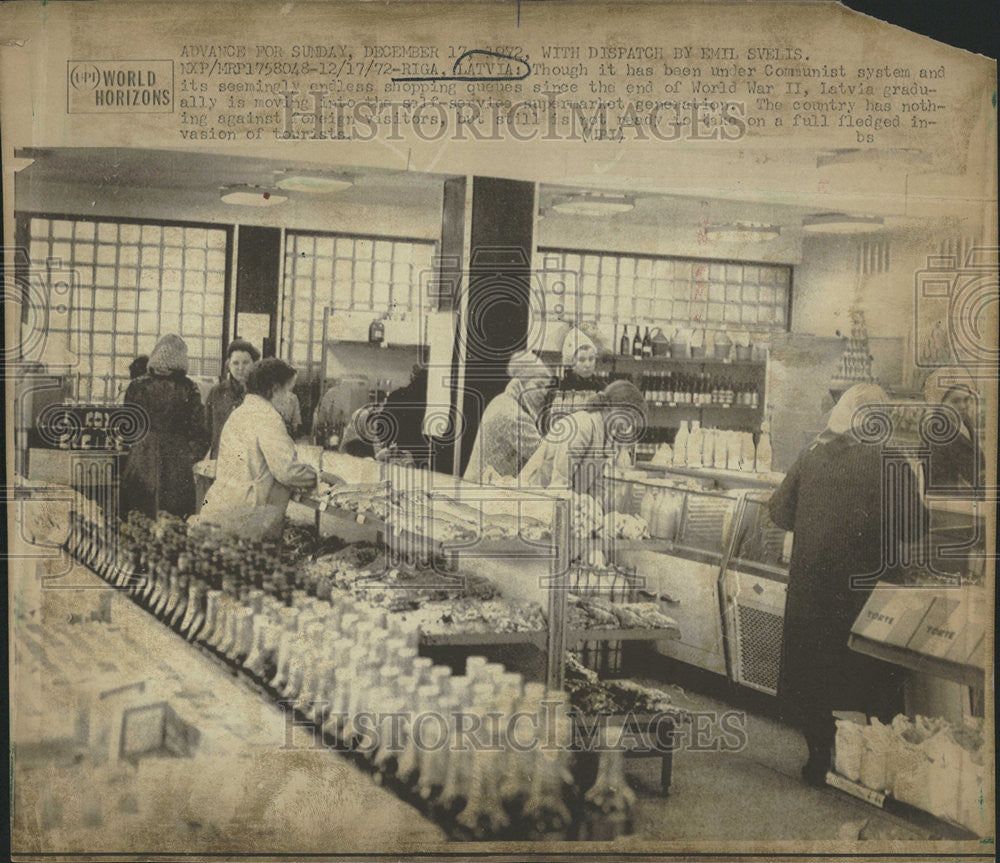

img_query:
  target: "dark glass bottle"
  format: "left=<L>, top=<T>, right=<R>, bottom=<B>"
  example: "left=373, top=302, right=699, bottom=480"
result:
left=619, top=325, right=629, bottom=357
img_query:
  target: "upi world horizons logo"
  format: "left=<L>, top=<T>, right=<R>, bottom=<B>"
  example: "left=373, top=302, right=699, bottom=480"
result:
left=67, top=60, right=174, bottom=113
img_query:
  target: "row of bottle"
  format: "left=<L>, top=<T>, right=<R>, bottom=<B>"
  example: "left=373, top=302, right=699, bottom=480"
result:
left=637, top=372, right=759, bottom=408
left=66, top=512, right=631, bottom=840
left=619, top=325, right=658, bottom=358
left=633, top=427, right=673, bottom=460
left=836, top=352, right=875, bottom=381
left=657, top=420, right=772, bottom=472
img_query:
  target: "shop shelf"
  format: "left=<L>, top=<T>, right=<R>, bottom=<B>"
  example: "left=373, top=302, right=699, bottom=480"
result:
left=419, top=629, right=547, bottom=648
left=568, top=626, right=680, bottom=643
left=602, top=355, right=766, bottom=371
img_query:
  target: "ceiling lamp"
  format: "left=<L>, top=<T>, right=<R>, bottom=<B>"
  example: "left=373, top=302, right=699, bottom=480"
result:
left=550, top=193, right=635, bottom=216
left=220, top=185, right=288, bottom=207
left=802, top=213, right=884, bottom=234
left=274, top=171, right=353, bottom=193
left=706, top=222, right=780, bottom=242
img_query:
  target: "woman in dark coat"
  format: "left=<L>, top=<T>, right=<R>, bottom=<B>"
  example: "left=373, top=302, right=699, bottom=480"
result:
left=204, top=338, right=260, bottom=459
left=768, top=384, right=923, bottom=786
left=120, top=334, right=209, bottom=520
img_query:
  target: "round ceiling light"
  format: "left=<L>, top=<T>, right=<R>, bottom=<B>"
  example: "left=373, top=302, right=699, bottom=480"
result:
left=706, top=222, right=781, bottom=242
left=802, top=213, right=884, bottom=234
left=274, top=172, right=353, bottom=194
left=220, top=185, right=288, bottom=207
left=550, top=193, right=635, bottom=216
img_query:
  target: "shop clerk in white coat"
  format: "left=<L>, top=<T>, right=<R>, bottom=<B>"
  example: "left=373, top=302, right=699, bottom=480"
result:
left=196, top=358, right=317, bottom=541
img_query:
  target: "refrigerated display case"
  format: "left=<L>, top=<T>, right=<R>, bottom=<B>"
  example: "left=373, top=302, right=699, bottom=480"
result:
left=720, top=492, right=792, bottom=695
left=607, top=471, right=745, bottom=677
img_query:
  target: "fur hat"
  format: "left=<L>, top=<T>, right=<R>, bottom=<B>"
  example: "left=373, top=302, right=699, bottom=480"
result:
left=148, top=334, right=189, bottom=375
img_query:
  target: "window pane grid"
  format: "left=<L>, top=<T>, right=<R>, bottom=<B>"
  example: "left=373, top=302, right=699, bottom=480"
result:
left=27, top=217, right=228, bottom=401
left=537, top=249, right=791, bottom=337
left=281, top=231, right=437, bottom=378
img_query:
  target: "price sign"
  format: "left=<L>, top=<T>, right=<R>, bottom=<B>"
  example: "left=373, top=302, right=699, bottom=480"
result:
left=34, top=403, right=149, bottom=451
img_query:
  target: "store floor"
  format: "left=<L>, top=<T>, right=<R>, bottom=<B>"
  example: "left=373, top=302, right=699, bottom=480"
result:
left=13, top=558, right=933, bottom=853
left=618, top=666, right=932, bottom=842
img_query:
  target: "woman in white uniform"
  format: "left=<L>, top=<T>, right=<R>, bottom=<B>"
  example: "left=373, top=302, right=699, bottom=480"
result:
left=195, top=358, right=317, bottom=541
left=463, top=351, right=554, bottom=483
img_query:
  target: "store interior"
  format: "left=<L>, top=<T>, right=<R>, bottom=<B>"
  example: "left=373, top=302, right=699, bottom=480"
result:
left=10, top=144, right=992, bottom=848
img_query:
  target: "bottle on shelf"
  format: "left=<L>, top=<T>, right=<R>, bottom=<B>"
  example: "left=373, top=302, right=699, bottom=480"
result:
left=725, top=429, right=742, bottom=470
left=740, top=430, right=757, bottom=472
left=688, top=420, right=703, bottom=467
left=756, top=420, right=773, bottom=473
left=641, top=326, right=652, bottom=358
left=368, top=317, right=385, bottom=345
left=673, top=420, right=689, bottom=466
left=701, top=426, right=715, bottom=467
left=619, top=325, right=630, bottom=357
left=713, top=428, right=728, bottom=469
left=631, top=326, right=642, bottom=359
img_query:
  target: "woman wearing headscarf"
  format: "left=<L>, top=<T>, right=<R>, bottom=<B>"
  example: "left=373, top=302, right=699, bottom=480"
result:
left=922, top=366, right=983, bottom=493
left=195, top=358, right=317, bottom=541
left=463, top=351, right=554, bottom=484
left=520, top=379, right=646, bottom=497
left=542, top=328, right=604, bottom=435
left=560, top=328, right=602, bottom=393
left=120, top=335, right=209, bottom=520
left=768, top=383, right=924, bottom=786
left=204, top=338, right=261, bottom=459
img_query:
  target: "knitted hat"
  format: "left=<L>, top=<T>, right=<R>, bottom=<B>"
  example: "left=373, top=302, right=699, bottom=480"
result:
left=147, top=334, right=189, bottom=375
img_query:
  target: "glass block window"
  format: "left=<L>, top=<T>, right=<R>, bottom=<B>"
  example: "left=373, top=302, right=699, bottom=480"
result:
left=536, top=249, right=791, bottom=335
left=281, top=231, right=437, bottom=376
left=25, top=217, right=229, bottom=401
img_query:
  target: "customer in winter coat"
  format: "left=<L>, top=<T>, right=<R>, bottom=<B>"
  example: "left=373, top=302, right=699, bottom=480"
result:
left=463, top=351, right=554, bottom=484
left=204, top=339, right=260, bottom=458
left=768, top=383, right=924, bottom=786
left=520, top=379, right=646, bottom=496
left=120, top=334, right=209, bottom=520
left=195, top=358, right=317, bottom=541
left=922, top=366, right=983, bottom=493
